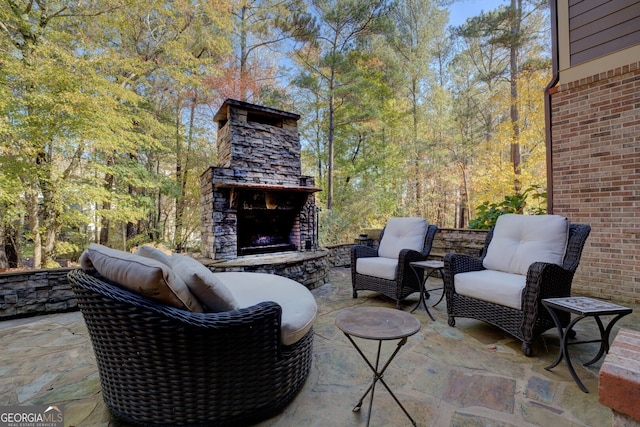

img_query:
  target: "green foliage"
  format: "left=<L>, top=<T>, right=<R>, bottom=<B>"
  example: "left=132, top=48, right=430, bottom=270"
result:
left=469, top=186, right=547, bottom=229
left=0, top=0, right=552, bottom=266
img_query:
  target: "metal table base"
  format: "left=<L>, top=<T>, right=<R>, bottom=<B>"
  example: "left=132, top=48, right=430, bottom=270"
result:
left=543, top=297, right=632, bottom=393
left=409, top=260, right=445, bottom=320
left=345, top=334, right=417, bottom=426
left=335, top=307, right=421, bottom=427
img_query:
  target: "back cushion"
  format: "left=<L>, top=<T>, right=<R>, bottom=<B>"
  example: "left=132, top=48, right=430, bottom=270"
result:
left=377, top=217, right=428, bottom=259
left=80, top=243, right=204, bottom=312
left=483, top=214, right=569, bottom=276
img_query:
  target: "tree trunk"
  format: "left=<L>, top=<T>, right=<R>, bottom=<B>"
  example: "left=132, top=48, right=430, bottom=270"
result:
left=327, top=76, right=335, bottom=210
left=509, top=0, right=522, bottom=193
left=25, top=188, right=42, bottom=269
left=0, top=222, right=7, bottom=269
left=239, top=5, right=248, bottom=101
left=412, top=77, right=422, bottom=216
left=175, top=95, right=196, bottom=252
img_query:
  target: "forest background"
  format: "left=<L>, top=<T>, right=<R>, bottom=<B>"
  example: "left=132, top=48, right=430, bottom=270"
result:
left=0, top=0, right=551, bottom=269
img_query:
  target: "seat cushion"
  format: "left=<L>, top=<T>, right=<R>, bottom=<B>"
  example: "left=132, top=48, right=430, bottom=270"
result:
left=169, top=254, right=239, bottom=312
left=455, top=270, right=527, bottom=310
left=356, top=256, right=398, bottom=280
left=377, top=217, right=428, bottom=259
left=214, top=272, right=317, bottom=346
left=79, top=243, right=204, bottom=312
left=483, top=214, right=569, bottom=276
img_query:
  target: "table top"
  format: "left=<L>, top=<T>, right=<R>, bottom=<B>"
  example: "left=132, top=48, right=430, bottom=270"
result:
left=543, top=297, right=632, bottom=315
left=335, top=307, right=421, bottom=340
left=410, top=260, right=444, bottom=269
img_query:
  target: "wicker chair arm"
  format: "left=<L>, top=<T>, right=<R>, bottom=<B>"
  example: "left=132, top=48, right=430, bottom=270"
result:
left=351, top=244, right=378, bottom=259
left=443, top=253, right=484, bottom=300
left=69, top=269, right=283, bottom=336
left=520, top=262, right=575, bottom=341
left=522, top=262, right=574, bottom=308
left=444, top=253, right=485, bottom=276
left=396, top=248, right=427, bottom=293
left=398, top=248, right=427, bottom=264
left=398, top=248, right=427, bottom=276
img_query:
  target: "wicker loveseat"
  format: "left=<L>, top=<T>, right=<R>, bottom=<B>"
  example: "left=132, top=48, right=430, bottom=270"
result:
left=352, top=218, right=438, bottom=309
left=69, top=244, right=316, bottom=426
left=443, top=214, right=590, bottom=356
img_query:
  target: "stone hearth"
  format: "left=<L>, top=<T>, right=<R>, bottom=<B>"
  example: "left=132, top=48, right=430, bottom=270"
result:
left=202, top=250, right=328, bottom=289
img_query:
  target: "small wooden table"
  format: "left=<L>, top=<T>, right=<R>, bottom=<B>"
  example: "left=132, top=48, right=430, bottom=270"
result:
left=335, top=307, right=421, bottom=427
left=542, top=296, right=632, bottom=393
left=409, top=260, right=445, bottom=320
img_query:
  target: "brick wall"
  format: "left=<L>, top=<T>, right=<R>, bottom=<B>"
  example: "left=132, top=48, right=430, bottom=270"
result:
left=550, top=61, right=640, bottom=304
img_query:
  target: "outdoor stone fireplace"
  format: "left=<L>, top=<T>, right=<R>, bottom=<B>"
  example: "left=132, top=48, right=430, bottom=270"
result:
left=200, top=99, right=326, bottom=287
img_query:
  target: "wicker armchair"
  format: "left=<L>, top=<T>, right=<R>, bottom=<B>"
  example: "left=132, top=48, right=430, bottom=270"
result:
left=443, top=216, right=591, bottom=356
left=352, top=219, right=438, bottom=309
left=68, top=269, right=313, bottom=427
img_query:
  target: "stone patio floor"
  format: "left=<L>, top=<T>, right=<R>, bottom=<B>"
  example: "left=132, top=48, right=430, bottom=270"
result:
left=1, top=266, right=639, bottom=427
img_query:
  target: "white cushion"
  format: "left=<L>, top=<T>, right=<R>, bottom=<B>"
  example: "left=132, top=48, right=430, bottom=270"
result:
left=169, top=254, right=239, bottom=312
left=483, top=214, right=569, bottom=276
left=377, top=217, right=428, bottom=259
left=455, top=270, right=527, bottom=310
left=356, top=257, right=398, bottom=280
left=213, top=272, right=317, bottom=346
left=79, top=243, right=204, bottom=312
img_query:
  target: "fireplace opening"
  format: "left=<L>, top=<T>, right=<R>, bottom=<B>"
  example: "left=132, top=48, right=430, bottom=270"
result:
left=236, top=189, right=306, bottom=256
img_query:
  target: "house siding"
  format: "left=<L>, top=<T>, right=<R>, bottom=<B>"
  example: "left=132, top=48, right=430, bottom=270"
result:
left=549, top=60, right=640, bottom=304
left=569, top=0, right=640, bottom=66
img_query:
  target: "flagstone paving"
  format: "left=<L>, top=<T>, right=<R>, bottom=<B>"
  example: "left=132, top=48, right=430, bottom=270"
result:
left=1, top=266, right=638, bottom=426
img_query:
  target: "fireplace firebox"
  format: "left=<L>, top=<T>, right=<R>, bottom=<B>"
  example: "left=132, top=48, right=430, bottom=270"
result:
left=236, top=189, right=304, bottom=255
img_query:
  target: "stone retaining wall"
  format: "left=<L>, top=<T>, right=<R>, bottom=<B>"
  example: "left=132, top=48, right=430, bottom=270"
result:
left=0, top=228, right=488, bottom=319
left=430, top=227, right=487, bottom=258
left=325, top=244, right=352, bottom=267
left=0, top=268, right=76, bottom=319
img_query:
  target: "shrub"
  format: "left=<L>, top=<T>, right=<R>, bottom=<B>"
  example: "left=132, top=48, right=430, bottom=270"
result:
left=469, top=186, right=546, bottom=230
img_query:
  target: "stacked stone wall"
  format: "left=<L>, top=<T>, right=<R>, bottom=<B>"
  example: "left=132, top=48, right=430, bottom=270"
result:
left=0, top=229, right=491, bottom=319
left=0, top=268, right=76, bottom=319
left=325, top=244, right=352, bottom=267
left=429, top=228, right=487, bottom=258
left=228, top=122, right=301, bottom=175
left=550, top=61, right=640, bottom=304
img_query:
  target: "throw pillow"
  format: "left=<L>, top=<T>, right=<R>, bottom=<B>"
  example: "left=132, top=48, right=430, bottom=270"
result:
left=135, top=245, right=172, bottom=266
left=170, top=253, right=239, bottom=312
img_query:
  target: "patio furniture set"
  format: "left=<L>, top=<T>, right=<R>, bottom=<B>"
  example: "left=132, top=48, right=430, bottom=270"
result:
left=68, top=214, right=632, bottom=426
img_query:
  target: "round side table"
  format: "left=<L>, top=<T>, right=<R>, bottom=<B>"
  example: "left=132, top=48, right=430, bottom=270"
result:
left=335, top=306, right=421, bottom=427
